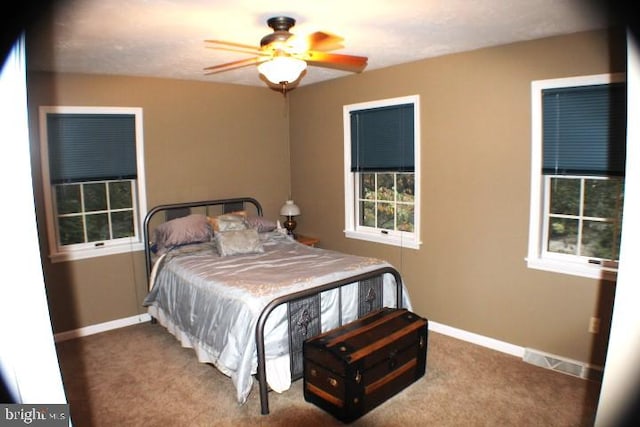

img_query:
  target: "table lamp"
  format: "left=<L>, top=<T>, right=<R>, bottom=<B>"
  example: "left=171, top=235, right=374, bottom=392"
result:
left=280, top=200, right=301, bottom=237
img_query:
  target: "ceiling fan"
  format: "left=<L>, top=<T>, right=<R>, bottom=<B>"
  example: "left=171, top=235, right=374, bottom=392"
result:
left=204, top=16, right=368, bottom=93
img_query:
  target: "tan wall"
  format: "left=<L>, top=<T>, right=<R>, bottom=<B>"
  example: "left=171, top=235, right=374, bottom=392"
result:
left=288, top=29, right=625, bottom=365
left=27, top=29, right=624, bottom=367
left=27, top=72, right=290, bottom=332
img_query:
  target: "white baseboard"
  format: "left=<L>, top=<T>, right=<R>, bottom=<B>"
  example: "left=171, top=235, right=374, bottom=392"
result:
left=428, top=321, right=603, bottom=380
left=54, top=313, right=599, bottom=380
left=54, top=313, right=151, bottom=343
left=428, top=320, right=526, bottom=358
left=56, top=315, right=522, bottom=355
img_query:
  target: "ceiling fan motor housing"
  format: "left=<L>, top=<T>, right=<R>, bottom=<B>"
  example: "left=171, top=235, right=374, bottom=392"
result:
left=260, top=16, right=296, bottom=47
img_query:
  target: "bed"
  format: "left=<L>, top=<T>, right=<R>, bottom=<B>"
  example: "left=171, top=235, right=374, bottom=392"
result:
left=142, top=197, right=411, bottom=415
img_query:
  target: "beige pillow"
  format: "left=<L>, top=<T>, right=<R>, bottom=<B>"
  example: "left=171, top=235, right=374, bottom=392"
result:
left=207, top=213, right=247, bottom=232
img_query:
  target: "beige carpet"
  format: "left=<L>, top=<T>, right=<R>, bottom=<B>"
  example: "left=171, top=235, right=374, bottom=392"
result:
left=56, top=322, right=600, bottom=426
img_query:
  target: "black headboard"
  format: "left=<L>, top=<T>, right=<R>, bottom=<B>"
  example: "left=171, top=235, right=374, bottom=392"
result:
left=142, top=197, right=263, bottom=281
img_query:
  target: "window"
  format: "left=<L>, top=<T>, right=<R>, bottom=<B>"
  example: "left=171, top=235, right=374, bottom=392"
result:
left=527, top=74, right=626, bottom=280
left=39, top=106, right=147, bottom=262
left=343, top=95, right=421, bottom=249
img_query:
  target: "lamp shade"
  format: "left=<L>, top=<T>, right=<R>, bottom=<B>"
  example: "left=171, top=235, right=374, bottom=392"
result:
left=280, top=200, right=301, bottom=216
left=258, top=57, right=307, bottom=84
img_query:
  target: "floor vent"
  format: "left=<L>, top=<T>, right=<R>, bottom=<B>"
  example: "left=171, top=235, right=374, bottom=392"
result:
left=523, top=348, right=603, bottom=381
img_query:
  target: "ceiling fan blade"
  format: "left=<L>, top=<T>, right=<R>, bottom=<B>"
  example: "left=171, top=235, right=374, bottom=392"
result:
left=203, top=56, right=267, bottom=75
left=306, top=31, right=345, bottom=52
left=206, top=45, right=271, bottom=56
left=281, top=32, right=343, bottom=54
left=205, top=39, right=261, bottom=52
left=300, top=51, right=368, bottom=73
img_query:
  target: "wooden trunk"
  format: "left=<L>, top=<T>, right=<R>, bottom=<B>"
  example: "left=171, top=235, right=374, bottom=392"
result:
left=303, top=308, right=428, bottom=423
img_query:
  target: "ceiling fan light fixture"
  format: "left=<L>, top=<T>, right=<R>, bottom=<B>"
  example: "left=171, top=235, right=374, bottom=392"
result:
left=258, top=56, right=307, bottom=85
left=204, top=16, right=367, bottom=93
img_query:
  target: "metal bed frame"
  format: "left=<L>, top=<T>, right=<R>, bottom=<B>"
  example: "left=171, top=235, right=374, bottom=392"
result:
left=143, top=197, right=404, bottom=415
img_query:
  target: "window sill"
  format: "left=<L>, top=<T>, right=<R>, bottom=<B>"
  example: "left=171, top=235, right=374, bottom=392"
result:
left=49, top=242, right=145, bottom=263
left=526, top=257, right=617, bottom=282
left=345, top=230, right=421, bottom=249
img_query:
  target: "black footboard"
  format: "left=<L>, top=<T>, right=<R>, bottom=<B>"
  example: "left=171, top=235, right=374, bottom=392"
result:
left=255, top=266, right=404, bottom=415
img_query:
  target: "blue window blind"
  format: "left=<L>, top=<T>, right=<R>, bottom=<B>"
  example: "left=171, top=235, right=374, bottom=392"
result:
left=350, top=103, right=414, bottom=172
left=542, top=82, right=626, bottom=176
left=47, top=113, right=137, bottom=183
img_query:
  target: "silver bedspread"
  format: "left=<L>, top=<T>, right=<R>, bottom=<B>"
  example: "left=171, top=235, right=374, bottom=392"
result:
left=143, top=232, right=409, bottom=403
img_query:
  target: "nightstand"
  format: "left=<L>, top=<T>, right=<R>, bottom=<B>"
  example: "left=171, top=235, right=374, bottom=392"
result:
left=296, top=235, right=319, bottom=247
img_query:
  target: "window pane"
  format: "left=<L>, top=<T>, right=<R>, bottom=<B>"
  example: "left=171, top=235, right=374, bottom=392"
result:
left=377, top=202, right=394, bottom=230
left=397, top=173, right=414, bottom=203
left=360, top=201, right=376, bottom=227
left=55, top=184, right=81, bottom=214
left=58, top=216, right=84, bottom=245
left=397, top=204, right=414, bottom=232
left=111, top=211, right=134, bottom=238
left=86, top=213, right=109, bottom=242
left=55, top=179, right=140, bottom=248
left=549, top=177, right=579, bottom=215
left=84, top=183, right=107, bottom=212
left=582, top=220, right=618, bottom=259
left=584, top=179, right=622, bottom=218
left=110, top=181, right=133, bottom=209
left=377, top=174, right=394, bottom=201
left=360, top=174, right=375, bottom=200
left=547, top=217, right=578, bottom=254
left=617, top=181, right=625, bottom=225
left=613, top=224, right=622, bottom=260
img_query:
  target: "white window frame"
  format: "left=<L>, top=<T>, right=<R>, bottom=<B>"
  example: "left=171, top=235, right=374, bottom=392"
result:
left=39, top=106, right=147, bottom=262
left=527, top=73, right=625, bottom=281
left=343, top=95, right=421, bottom=249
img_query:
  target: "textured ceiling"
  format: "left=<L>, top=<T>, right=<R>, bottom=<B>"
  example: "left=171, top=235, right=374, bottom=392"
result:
left=27, top=0, right=614, bottom=88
